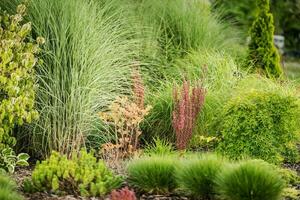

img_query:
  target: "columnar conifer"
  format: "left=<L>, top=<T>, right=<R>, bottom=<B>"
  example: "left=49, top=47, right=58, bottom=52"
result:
left=247, top=0, right=283, bottom=78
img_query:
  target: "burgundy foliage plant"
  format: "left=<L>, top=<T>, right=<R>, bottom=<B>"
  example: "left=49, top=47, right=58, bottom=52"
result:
left=110, top=187, right=137, bottom=200
left=172, top=80, right=205, bottom=150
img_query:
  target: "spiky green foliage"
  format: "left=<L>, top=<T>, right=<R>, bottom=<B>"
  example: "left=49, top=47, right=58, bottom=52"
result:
left=0, top=173, right=23, bottom=200
left=0, top=3, right=41, bottom=152
left=176, top=155, right=224, bottom=199
left=143, top=137, right=174, bottom=156
left=216, top=160, right=285, bottom=200
left=132, top=0, right=240, bottom=60
left=127, top=156, right=177, bottom=194
left=247, top=0, right=282, bottom=77
left=0, top=0, right=138, bottom=157
left=217, top=91, right=300, bottom=164
left=24, top=149, right=123, bottom=197
left=117, top=0, right=243, bottom=89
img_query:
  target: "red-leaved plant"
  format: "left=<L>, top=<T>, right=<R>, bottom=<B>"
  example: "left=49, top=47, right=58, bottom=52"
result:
left=172, top=80, right=205, bottom=150
left=110, top=187, right=137, bottom=200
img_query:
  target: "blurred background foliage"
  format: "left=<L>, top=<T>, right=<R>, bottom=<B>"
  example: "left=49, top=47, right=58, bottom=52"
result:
left=213, top=0, right=300, bottom=51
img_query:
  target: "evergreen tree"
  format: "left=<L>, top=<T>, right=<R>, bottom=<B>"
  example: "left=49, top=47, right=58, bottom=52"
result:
left=247, top=0, right=283, bottom=78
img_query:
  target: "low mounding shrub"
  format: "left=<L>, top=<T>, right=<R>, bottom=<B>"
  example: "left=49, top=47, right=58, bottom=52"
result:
left=217, top=91, right=300, bottom=164
left=216, top=160, right=285, bottom=200
left=176, top=155, right=223, bottom=199
left=24, top=149, right=123, bottom=197
left=127, top=156, right=177, bottom=194
left=0, top=173, right=23, bottom=200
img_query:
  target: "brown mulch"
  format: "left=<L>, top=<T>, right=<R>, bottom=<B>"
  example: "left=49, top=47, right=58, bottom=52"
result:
left=140, top=195, right=189, bottom=200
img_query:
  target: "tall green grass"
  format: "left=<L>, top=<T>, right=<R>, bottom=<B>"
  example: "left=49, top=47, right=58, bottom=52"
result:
left=116, top=0, right=244, bottom=89
left=132, top=0, right=241, bottom=58
left=1, top=0, right=138, bottom=157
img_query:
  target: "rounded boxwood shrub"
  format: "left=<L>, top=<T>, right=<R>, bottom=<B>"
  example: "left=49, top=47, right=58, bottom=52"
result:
left=127, top=156, right=177, bottom=194
left=217, top=91, right=300, bottom=164
left=216, top=160, right=285, bottom=200
left=176, top=154, right=224, bottom=199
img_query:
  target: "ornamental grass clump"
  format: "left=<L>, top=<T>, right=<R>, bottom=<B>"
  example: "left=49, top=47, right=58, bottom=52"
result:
left=0, top=0, right=139, bottom=157
left=176, top=154, right=224, bottom=200
left=0, top=174, right=23, bottom=200
left=247, top=0, right=283, bottom=77
left=127, top=156, right=177, bottom=194
left=216, top=160, right=285, bottom=200
left=24, top=149, right=123, bottom=197
left=0, top=3, right=42, bottom=151
left=172, top=80, right=205, bottom=150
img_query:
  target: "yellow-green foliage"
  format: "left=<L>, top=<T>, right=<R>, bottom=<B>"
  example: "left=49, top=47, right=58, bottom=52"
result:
left=247, top=0, right=282, bottom=77
left=217, top=91, right=300, bottom=164
left=282, top=187, right=300, bottom=200
left=0, top=4, right=42, bottom=150
left=26, top=149, right=123, bottom=197
left=278, top=168, right=300, bottom=186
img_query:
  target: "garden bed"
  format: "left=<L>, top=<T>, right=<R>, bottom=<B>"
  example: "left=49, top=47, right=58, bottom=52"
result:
left=12, top=159, right=300, bottom=200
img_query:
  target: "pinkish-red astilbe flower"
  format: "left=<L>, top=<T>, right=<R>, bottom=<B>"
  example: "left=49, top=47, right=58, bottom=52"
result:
left=132, top=66, right=145, bottom=109
left=110, top=187, right=137, bottom=200
left=172, top=80, right=205, bottom=150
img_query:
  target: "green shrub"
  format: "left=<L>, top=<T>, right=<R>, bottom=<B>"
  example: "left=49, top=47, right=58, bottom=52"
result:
left=217, top=91, right=300, bottom=164
left=24, top=149, right=123, bottom=197
left=0, top=0, right=138, bottom=157
left=0, top=3, right=41, bottom=154
left=216, top=160, right=285, bottom=200
left=176, top=154, right=224, bottom=199
left=0, top=173, right=23, bottom=200
left=127, top=156, right=177, bottom=194
left=247, top=0, right=282, bottom=77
